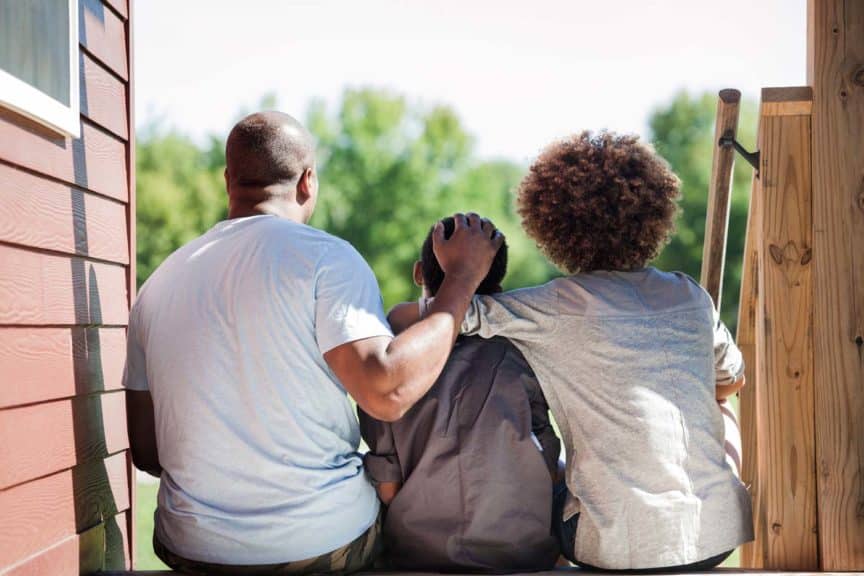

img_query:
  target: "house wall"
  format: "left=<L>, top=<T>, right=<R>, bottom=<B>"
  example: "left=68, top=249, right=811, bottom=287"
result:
left=0, top=0, right=135, bottom=573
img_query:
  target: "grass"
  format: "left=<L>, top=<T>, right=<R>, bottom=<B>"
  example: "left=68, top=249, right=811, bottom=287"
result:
left=135, top=479, right=169, bottom=569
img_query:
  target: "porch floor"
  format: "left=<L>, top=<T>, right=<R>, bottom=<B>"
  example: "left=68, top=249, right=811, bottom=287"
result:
left=99, top=571, right=848, bottom=575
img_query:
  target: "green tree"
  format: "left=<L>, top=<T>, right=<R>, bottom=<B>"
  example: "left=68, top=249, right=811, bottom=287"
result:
left=649, top=91, right=758, bottom=329
left=136, top=125, right=226, bottom=287
left=138, top=88, right=750, bottom=317
left=136, top=89, right=555, bottom=302
left=308, top=88, right=555, bottom=306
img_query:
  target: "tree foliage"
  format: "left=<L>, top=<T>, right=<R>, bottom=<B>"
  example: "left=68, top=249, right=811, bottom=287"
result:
left=136, top=89, right=555, bottom=305
left=136, top=126, right=226, bottom=286
left=307, top=89, right=555, bottom=305
left=649, top=91, right=757, bottom=329
left=136, top=88, right=755, bottom=324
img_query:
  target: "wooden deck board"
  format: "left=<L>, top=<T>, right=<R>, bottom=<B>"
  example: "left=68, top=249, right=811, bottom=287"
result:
left=97, top=571, right=856, bottom=575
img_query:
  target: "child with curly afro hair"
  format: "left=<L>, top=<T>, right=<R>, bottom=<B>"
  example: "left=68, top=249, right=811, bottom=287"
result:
left=412, top=132, right=753, bottom=570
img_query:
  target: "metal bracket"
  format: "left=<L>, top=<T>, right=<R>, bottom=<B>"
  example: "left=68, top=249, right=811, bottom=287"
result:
left=718, top=131, right=760, bottom=173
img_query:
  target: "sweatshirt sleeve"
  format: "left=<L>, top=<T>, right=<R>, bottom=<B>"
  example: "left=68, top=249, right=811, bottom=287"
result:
left=713, top=309, right=745, bottom=386
left=461, top=281, right=559, bottom=343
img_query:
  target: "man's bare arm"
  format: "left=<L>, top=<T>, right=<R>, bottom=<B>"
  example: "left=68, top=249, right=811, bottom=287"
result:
left=126, top=390, right=162, bottom=477
left=325, top=214, right=503, bottom=422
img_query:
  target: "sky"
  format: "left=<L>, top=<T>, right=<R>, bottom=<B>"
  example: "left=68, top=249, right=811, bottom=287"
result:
left=134, top=0, right=807, bottom=162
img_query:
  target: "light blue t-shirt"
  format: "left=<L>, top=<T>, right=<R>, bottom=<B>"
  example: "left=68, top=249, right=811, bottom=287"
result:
left=124, top=215, right=393, bottom=564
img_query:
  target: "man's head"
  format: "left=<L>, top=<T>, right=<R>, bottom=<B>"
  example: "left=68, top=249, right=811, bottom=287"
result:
left=225, top=111, right=318, bottom=222
left=415, top=216, right=508, bottom=297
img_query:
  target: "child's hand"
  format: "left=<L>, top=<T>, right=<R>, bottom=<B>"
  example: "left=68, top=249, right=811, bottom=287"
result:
left=376, top=481, right=401, bottom=506
left=716, top=375, right=746, bottom=401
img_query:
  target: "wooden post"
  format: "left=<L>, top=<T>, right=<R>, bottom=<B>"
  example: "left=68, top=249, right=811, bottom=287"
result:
left=700, top=89, right=741, bottom=308
left=808, top=0, right=864, bottom=569
left=755, top=86, right=817, bottom=570
left=737, top=169, right=763, bottom=568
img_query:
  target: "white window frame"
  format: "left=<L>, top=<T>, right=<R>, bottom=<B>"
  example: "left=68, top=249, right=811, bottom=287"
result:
left=0, top=0, right=80, bottom=137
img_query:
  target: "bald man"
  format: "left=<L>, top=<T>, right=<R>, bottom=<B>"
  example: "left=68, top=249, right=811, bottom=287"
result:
left=124, top=112, right=503, bottom=574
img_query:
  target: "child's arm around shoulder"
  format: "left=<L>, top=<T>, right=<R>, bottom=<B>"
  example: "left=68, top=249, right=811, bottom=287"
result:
left=462, top=282, right=559, bottom=341
left=716, top=375, right=745, bottom=401
left=712, top=309, right=746, bottom=401
left=388, top=281, right=560, bottom=341
left=679, top=272, right=747, bottom=401
left=387, top=302, right=421, bottom=335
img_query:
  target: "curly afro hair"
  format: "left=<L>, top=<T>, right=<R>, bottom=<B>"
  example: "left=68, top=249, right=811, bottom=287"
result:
left=517, top=131, right=680, bottom=273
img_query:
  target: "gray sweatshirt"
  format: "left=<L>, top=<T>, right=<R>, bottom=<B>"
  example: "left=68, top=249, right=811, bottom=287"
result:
left=455, top=268, right=753, bottom=570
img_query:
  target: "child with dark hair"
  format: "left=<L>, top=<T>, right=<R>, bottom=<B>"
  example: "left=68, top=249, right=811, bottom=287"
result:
left=359, top=217, right=561, bottom=572
left=401, top=132, right=753, bottom=571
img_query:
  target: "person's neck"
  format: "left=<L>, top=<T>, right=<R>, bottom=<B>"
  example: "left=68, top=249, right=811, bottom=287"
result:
left=228, top=200, right=307, bottom=224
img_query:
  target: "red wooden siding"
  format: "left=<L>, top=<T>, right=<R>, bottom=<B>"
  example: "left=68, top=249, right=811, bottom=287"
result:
left=0, top=113, right=128, bottom=202
left=80, top=0, right=128, bottom=80
left=0, top=454, right=130, bottom=566
left=0, top=328, right=126, bottom=408
left=0, top=391, right=129, bottom=488
left=0, top=163, right=129, bottom=264
left=0, top=0, right=134, bottom=573
left=0, top=246, right=129, bottom=326
left=80, top=52, right=129, bottom=140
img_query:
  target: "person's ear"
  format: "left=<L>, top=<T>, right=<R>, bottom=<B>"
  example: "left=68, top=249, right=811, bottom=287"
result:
left=413, top=261, right=424, bottom=287
left=296, top=168, right=314, bottom=206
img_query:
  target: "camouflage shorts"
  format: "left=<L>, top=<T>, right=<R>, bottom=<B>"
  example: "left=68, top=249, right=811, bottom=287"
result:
left=154, top=515, right=382, bottom=576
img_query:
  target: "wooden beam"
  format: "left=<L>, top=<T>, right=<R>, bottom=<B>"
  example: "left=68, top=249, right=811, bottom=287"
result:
left=761, top=87, right=814, bottom=117
left=700, top=89, right=741, bottom=309
left=737, top=169, right=763, bottom=568
left=807, top=0, right=864, bottom=569
left=87, top=571, right=864, bottom=576
left=755, top=87, right=817, bottom=570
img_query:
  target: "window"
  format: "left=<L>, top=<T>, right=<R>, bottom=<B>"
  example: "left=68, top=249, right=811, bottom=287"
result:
left=0, top=0, right=79, bottom=137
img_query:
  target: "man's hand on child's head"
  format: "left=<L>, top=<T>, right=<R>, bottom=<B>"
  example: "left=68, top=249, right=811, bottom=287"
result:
left=432, top=212, right=504, bottom=290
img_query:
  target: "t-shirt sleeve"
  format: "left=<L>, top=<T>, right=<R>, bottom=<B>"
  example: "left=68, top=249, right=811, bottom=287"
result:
left=314, top=241, right=393, bottom=355
left=123, top=305, right=149, bottom=391
left=714, top=309, right=745, bottom=386
left=460, top=281, right=559, bottom=342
